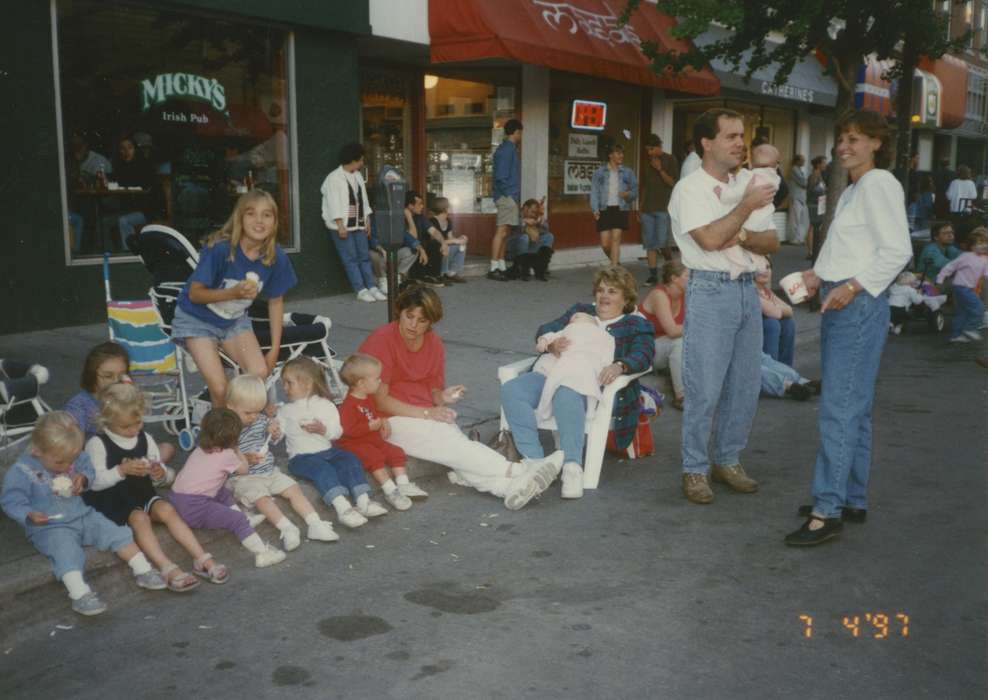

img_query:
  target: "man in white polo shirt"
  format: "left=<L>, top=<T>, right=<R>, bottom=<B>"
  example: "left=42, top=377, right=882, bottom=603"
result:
left=668, top=108, right=778, bottom=505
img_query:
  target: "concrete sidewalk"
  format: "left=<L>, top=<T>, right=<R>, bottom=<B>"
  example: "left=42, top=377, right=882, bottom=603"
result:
left=0, top=243, right=820, bottom=629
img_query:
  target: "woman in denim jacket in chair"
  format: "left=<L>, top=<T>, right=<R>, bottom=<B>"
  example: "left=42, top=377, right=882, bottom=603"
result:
left=590, top=144, right=638, bottom=265
left=500, top=266, right=654, bottom=500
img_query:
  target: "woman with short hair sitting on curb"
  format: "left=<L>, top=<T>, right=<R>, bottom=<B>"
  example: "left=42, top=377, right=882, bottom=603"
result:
left=358, top=286, right=562, bottom=511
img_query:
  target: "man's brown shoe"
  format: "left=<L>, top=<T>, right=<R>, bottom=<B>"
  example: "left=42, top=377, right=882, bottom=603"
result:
left=711, top=463, right=758, bottom=493
left=682, top=473, right=714, bottom=504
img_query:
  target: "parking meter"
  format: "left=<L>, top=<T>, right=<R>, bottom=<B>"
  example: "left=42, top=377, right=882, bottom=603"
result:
left=373, top=166, right=407, bottom=319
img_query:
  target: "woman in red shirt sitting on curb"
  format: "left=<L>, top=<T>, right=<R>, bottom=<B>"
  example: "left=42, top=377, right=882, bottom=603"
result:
left=638, top=260, right=688, bottom=410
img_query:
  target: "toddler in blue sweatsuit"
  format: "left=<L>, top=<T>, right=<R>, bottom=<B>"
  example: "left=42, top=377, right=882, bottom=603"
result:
left=0, top=412, right=167, bottom=616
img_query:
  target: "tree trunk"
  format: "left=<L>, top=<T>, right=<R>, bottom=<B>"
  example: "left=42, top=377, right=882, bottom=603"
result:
left=814, top=52, right=856, bottom=264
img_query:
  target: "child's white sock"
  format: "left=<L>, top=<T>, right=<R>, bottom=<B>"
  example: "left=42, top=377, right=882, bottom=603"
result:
left=381, top=479, right=398, bottom=495
left=489, top=260, right=499, bottom=272
left=126, top=552, right=152, bottom=576
left=395, top=473, right=410, bottom=486
left=355, top=492, right=370, bottom=509
left=241, top=532, right=267, bottom=555
left=274, top=517, right=298, bottom=534
left=331, top=495, right=352, bottom=516
left=304, top=512, right=322, bottom=526
left=62, top=570, right=91, bottom=600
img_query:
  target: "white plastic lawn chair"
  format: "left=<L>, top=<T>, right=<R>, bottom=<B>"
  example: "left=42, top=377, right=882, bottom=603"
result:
left=497, top=356, right=648, bottom=490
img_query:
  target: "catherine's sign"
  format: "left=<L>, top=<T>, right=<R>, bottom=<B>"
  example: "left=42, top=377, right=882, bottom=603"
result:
left=141, top=73, right=227, bottom=114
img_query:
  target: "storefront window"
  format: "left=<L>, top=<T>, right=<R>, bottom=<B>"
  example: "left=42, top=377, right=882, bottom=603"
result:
left=56, top=0, right=296, bottom=261
left=425, top=74, right=518, bottom=214
left=361, top=68, right=412, bottom=186
left=548, top=72, right=641, bottom=215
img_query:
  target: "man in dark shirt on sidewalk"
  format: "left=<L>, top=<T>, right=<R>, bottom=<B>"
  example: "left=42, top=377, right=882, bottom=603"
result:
left=639, top=134, right=679, bottom=284
left=489, top=119, right=523, bottom=281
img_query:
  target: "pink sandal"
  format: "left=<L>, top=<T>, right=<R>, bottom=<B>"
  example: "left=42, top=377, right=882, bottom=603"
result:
left=160, top=564, right=200, bottom=593
left=193, top=553, right=229, bottom=584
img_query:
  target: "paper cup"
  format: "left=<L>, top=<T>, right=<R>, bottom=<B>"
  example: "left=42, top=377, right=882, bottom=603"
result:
left=780, top=272, right=810, bottom=305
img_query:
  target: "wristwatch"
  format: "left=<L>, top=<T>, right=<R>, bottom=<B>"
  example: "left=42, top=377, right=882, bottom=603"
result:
left=616, top=360, right=629, bottom=374
left=738, top=229, right=749, bottom=245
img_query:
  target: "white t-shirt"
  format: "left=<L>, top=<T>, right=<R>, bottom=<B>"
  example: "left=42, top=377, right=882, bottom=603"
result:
left=814, top=169, right=913, bottom=297
left=278, top=396, right=343, bottom=458
left=946, top=178, right=977, bottom=213
left=607, top=169, right=620, bottom=207
left=680, top=151, right=701, bottom=178
left=668, top=166, right=757, bottom=273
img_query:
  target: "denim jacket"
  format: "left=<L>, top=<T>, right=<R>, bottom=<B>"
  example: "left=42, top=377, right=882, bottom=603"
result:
left=590, top=165, right=638, bottom=213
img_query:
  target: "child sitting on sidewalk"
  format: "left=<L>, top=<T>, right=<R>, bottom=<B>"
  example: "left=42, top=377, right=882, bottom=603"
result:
left=937, top=241, right=988, bottom=343
left=169, top=408, right=286, bottom=569
left=64, top=341, right=176, bottom=463
left=337, top=354, right=427, bottom=512
left=1, top=412, right=166, bottom=616
left=83, top=382, right=217, bottom=591
left=278, top=357, right=387, bottom=528
left=225, top=375, right=338, bottom=550
left=533, top=312, right=615, bottom=422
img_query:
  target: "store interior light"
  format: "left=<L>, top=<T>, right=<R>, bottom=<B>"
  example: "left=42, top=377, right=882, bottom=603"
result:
left=911, top=114, right=921, bottom=123
left=424, top=74, right=439, bottom=90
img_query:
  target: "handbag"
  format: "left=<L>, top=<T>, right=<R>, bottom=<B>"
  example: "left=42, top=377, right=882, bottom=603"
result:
left=485, top=429, right=521, bottom=463
left=606, top=412, right=654, bottom=459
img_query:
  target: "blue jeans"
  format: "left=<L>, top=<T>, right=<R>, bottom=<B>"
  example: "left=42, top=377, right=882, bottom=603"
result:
left=762, top=316, right=796, bottom=366
left=681, top=271, right=762, bottom=474
left=640, top=211, right=671, bottom=250
left=441, top=243, right=466, bottom=275
left=950, top=286, right=984, bottom=338
left=68, top=212, right=85, bottom=253
left=811, top=283, right=890, bottom=517
left=760, top=352, right=805, bottom=397
left=288, top=447, right=370, bottom=505
left=330, top=228, right=377, bottom=293
left=118, top=211, right=147, bottom=243
left=501, top=372, right=587, bottom=465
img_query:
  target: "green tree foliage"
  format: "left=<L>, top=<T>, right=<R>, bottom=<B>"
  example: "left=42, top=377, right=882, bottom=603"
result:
left=621, top=1, right=966, bottom=234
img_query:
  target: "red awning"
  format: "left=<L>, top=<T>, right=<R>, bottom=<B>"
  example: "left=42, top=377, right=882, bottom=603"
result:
left=429, top=0, right=719, bottom=95
left=919, top=55, right=967, bottom=130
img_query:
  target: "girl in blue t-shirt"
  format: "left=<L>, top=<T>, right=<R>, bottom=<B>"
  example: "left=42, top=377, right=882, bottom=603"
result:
left=172, top=190, right=297, bottom=407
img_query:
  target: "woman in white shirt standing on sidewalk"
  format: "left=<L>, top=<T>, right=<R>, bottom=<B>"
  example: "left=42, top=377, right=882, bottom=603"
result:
left=320, top=142, right=386, bottom=303
left=785, top=110, right=912, bottom=547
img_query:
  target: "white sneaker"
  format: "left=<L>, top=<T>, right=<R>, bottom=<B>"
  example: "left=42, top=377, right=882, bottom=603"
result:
left=398, top=481, right=429, bottom=499
left=890, top=324, right=902, bottom=336
left=71, top=591, right=107, bottom=616
left=504, top=458, right=559, bottom=510
left=384, top=489, right=413, bottom=511
left=338, top=508, right=368, bottom=528
left=369, top=287, right=387, bottom=301
left=949, top=335, right=972, bottom=343
left=447, top=471, right=469, bottom=486
left=561, top=462, right=584, bottom=499
left=307, top=520, right=340, bottom=542
left=280, top=525, right=302, bottom=552
left=963, top=329, right=983, bottom=341
left=254, top=544, right=287, bottom=568
left=378, top=276, right=388, bottom=293
left=357, top=499, right=389, bottom=518
left=356, top=288, right=376, bottom=303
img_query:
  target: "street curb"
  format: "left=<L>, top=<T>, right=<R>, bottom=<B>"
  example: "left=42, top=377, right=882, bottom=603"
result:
left=0, top=457, right=448, bottom=632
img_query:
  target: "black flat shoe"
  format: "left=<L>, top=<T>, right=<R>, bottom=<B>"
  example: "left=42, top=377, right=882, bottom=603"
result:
left=797, top=504, right=867, bottom=523
left=784, top=516, right=843, bottom=546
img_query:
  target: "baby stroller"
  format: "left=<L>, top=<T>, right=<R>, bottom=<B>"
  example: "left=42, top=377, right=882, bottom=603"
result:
left=126, top=225, right=345, bottom=446
left=0, top=360, right=52, bottom=449
left=103, top=254, right=196, bottom=449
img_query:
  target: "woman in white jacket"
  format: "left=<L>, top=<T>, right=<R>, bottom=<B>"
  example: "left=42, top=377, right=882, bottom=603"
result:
left=320, top=142, right=385, bottom=303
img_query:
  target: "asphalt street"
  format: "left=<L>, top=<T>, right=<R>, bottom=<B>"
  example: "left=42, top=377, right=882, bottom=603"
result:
left=0, top=250, right=985, bottom=699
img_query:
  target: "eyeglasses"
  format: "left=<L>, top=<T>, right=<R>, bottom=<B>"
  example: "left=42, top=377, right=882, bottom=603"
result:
left=96, top=371, right=129, bottom=382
